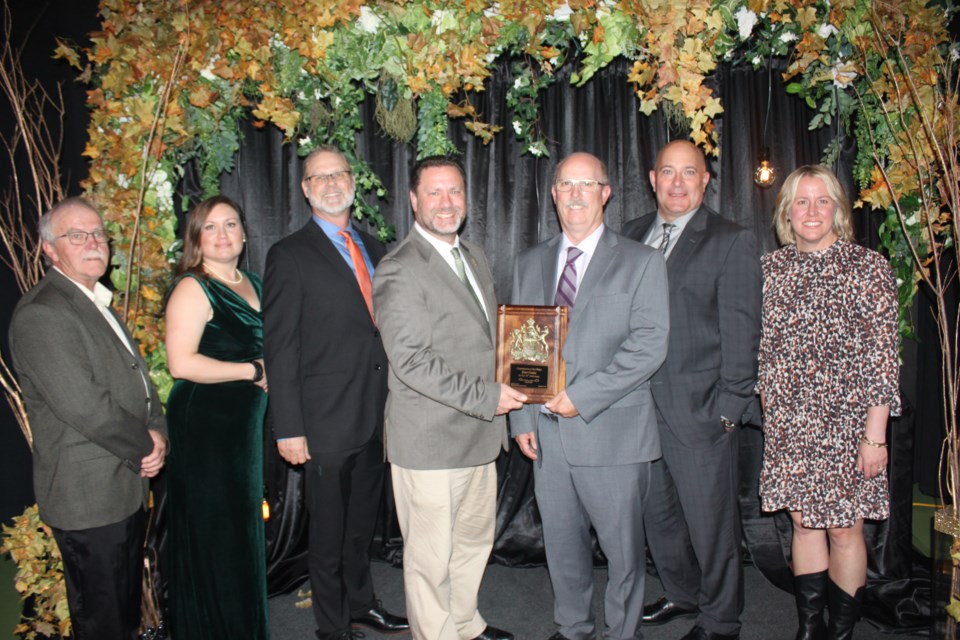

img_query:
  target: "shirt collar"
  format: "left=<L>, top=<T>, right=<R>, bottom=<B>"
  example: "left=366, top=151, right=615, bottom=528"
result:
left=655, top=207, right=699, bottom=235
left=54, top=267, right=114, bottom=308
left=560, top=223, right=604, bottom=255
left=414, top=221, right=461, bottom=254
left=313, top=214, right=362, bottom=242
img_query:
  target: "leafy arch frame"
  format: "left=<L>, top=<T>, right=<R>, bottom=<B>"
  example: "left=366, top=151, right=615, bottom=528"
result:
left=63, top=0, right=954, bottom=395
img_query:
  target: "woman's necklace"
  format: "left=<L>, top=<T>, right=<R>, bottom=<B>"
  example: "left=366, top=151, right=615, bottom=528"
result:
left=203, top=262, right=243, bottom=285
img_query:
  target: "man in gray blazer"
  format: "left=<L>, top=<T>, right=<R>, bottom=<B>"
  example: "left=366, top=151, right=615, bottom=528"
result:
left=373, top=156, right=526, bottom=640
left=511, top=152, right=670, bottom=640
left=10, top=198, right=167, bottom=640
left=621, top=140, right=762, bottom=640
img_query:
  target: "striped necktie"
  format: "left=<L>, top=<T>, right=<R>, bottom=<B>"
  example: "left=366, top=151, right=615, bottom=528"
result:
left=554, top=246, right=583, bottom=308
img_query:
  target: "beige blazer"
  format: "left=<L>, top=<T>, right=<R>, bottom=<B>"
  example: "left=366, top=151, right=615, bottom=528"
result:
left=372, top=231, right=506, bottom=470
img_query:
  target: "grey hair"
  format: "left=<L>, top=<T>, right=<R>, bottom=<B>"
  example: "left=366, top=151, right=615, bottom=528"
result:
left=302, top=145, right=351, bottom=182
left=38, top=197, right=100, bottom=243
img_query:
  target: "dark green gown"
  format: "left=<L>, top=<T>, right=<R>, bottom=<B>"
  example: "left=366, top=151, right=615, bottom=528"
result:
left=165, top=272, right=269, bottom=639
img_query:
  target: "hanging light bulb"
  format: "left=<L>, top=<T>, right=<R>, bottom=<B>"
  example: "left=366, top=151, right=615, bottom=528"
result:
left=754, top=148, right=776, bottom=188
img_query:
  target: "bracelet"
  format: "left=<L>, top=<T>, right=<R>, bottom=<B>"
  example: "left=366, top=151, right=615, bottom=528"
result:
left=860, top=435, right=888, bottom=448
left=250, top=360, right=264, bottom=383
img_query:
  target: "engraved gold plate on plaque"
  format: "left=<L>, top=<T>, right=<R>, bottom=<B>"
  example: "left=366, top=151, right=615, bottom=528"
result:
left=496, top=305, right=567, bottom=404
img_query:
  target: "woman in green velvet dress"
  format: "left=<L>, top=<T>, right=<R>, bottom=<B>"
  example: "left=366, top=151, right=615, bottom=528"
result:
left=164, top=195, right=269, bottom=639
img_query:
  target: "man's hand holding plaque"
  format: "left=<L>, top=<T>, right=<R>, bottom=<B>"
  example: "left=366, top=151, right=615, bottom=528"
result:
left=496, top=305, right=567, bottom=404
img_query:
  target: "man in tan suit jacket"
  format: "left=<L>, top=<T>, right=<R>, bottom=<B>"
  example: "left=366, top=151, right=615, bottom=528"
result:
left=372, top=156, right=526, bottom=640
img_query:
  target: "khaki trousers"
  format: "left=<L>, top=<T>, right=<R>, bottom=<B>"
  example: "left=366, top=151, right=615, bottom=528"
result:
left=392, top=462, right=496, bottom=640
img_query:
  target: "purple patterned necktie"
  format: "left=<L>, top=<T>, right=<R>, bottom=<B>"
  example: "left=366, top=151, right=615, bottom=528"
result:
left=554, top=246, right=583, bottom=308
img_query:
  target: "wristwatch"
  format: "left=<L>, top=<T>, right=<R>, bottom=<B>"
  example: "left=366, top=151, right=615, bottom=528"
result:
left=720, top=416, right=736, bottom=432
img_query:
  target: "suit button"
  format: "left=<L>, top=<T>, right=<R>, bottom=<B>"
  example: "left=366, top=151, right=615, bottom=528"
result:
left=131, top=363, right=138, bottom=369
left=373, top=330, right=380, bottom=338
left=375, top=364, right=383, bottom=371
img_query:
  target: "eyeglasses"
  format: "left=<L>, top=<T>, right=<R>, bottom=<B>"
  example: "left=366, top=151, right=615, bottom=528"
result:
left=304, top=170, right=352, bottom=185
left=555, top=179, right=607, bottom=193
left=57, top=229, right=108, bottom=245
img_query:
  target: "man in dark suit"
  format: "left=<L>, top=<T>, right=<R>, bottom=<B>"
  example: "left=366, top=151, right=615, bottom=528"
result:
left=373, top=156, right=526, bottom=640
left=621, top=140, right=762, bottom=640
left=511, top=152, right=670, bottom=640
left=10, top=197, right=168, bottom=640
left=262, top=146, right=408, bottom=640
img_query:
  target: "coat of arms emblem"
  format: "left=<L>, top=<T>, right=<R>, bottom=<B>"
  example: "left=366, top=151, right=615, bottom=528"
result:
left=509, top=318, right=550, bottom=363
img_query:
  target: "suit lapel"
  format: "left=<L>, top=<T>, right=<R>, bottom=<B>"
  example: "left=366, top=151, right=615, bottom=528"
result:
left=667, top=208, right=707, bottom=277
left=540, top=235, right=562, bottom=305
left=411, top=232, right=490, bottom=337
left=48, top=271, right=139, bottom=364
left=304, top=221, right=379, bottom=325
left=570, top=228, right=616, bottom=325
left=458, top=242, right=495, bottom=340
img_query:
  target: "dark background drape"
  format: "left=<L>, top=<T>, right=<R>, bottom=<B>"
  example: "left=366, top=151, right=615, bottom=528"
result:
left=0, top=1, right=936, bottom=632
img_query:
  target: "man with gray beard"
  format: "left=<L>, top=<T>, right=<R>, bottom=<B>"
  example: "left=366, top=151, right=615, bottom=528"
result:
left=263, top=146, right=408, bottom=640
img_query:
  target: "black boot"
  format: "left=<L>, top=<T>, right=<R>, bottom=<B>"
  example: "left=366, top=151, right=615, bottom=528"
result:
left=794, top=570, right=828, bottom=640
left=826, top=578, right=863, bottom=640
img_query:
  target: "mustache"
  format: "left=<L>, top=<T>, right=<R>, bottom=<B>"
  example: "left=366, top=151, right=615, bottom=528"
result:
left=81, top=249, right=107, bottom=260
left=566, top=199, right=588, bottom=208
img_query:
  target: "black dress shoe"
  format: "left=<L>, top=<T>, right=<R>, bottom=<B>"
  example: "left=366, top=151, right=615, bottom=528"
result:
left=642, top=596, right=698, bottom=625
left=315, top=630, right=365, bottom=640
left=350, top=600, right=409, bottom=634
left=472, top=625, right=514, bottom=640
left=679, top=624, right=740, bottom=640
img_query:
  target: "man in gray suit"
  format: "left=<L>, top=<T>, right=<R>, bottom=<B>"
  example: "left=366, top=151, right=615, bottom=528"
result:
left=10, top=197, right=167, bottom=639
left=372, top=156, right=526, bottom=640
left=621, top=140, right=762, bottom=640
left=511, top=152, right=670, bottom=640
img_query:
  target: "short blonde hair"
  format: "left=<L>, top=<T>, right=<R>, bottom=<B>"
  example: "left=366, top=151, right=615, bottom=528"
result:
left=773, top=165, right=853, bottom=245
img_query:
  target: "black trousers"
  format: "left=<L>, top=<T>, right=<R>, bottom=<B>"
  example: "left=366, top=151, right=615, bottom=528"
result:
left=306, top=437, right=385, bottom=635
left=51, top=508, right=147, bottom=640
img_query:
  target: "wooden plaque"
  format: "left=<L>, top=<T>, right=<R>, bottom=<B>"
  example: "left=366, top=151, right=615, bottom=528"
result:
left=496, top=305, right=567, bottom=404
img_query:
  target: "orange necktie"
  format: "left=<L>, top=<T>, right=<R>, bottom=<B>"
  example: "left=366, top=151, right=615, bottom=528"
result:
left=338, top=230, right=374, bottom=320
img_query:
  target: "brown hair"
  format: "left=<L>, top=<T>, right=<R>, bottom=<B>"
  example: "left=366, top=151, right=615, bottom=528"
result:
left=175, top=195, right=246, bottom=277
left=773, top=165, right=853, bottom=245
left=410, top=155, right=466, bottom=192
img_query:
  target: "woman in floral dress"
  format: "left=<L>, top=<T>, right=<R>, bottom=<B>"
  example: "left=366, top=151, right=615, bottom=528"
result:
left=758, top=166, right=900, bottom=640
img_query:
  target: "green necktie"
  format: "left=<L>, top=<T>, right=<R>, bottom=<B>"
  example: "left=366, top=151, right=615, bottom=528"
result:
left=450, top=246, right=486, bottom=316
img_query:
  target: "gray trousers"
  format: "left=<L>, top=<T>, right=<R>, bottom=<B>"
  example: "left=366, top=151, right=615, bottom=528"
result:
left=534, top=419, right=651, bottom=640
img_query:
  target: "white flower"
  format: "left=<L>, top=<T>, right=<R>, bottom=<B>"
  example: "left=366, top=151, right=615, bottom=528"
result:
left=817, top=23, right=838, bottom=39
left=117, top=174, right=130, bottom=188
left=333, top=96, right=342, bottom=108
left=830, top=60, right=857, bottom=87
left=149, top=169, right=173, bottom=211
left=299, top=136, right=312, bottom=148
left=431, top=9, right=456, bottom=33
left=551, top=3, right=573, bottom=21
left=530, top=143, right=546, bottom=157
left=735, top=7, right=758, bottom=40
left=199, top=55, right=219, bottom=81
left=358, top=6, right=382, bottom=33
left=951, top=44, right=960, bottom=62
left=905, top=214, right=918, bottom=226
left=298, top=90, right=306, bottom=100
left=513, top=77, right=523, bottom=90
left=780, top=31, right=798, bottom=43
left=512, top=120, right=522, bottom=135
left=896, top=277, right=904, bottom=286
left=751, top=56, right=761, bottom=66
